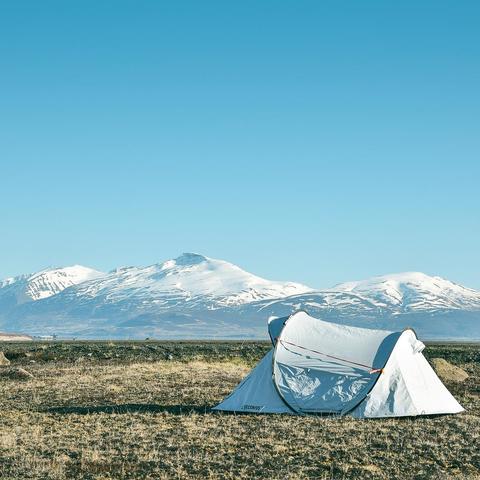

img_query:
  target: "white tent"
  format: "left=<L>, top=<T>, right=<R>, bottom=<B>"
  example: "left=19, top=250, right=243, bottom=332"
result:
left=213, top=311, right=464, bottom=418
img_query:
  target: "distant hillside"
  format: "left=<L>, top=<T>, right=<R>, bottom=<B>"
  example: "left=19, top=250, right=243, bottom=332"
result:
left=0, top=254, right=479, bottom=340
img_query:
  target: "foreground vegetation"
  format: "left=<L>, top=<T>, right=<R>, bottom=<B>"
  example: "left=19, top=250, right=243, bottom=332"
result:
left=0, top=341, right=478, bottom=479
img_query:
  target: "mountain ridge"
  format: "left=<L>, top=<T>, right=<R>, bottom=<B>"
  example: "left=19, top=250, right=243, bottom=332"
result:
left=0, top=265, right=105, bottom=306
left=0, top=254, right=479, bottom=339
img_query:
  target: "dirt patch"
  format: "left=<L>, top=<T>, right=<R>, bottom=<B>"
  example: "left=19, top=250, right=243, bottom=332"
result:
left=431, top=357, right=469, bottom=383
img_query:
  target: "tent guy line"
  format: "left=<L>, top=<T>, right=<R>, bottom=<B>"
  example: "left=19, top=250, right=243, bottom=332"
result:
left=278, top=339, right=380, bottom=373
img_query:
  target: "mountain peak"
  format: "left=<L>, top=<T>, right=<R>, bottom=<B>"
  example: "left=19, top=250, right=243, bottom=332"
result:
left=174, top=253, right=209, bottom=266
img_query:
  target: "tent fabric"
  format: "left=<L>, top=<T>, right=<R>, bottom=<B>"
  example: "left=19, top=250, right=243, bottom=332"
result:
left=211, top=349, right=294, bottom=414
left=351, top=329, right=464, bottom=417
left=273, top=311, right=402, bottom=415
left=267, top=315, right=289, bottom=344
left=214, top=311, right=464, bottom=418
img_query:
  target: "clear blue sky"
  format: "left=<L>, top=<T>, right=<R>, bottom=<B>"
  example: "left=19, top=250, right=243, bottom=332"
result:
left=1, top=1, right=479, bottom=289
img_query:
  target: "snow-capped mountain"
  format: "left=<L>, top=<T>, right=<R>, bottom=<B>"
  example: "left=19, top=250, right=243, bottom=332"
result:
left=332, top=272, right=480, bottom=312
left=0, top=255, right=479, bottom=339
left=56, top=253, right=313, bottom=310
left=0, top=254, right=313, bottom=338
left=251, top=272, right=480, bottom=339
left=0, top=265, right=105, bottom=309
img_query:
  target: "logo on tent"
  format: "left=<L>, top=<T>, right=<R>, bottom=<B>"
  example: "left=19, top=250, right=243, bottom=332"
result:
left=242, top=404, right=264, bottom=411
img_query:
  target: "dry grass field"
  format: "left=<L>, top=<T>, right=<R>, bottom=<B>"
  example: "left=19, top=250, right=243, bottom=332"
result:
left=0, top=341, right=478, bottom=479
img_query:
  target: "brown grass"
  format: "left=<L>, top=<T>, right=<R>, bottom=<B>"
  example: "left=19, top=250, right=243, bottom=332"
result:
left=0, top=343, right=478, bottom=479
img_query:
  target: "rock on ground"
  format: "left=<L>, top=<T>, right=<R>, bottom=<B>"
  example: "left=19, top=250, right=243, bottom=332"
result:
left=431, top=357, right=469, bottom=383
left=0, top=352, right=10, bottom=366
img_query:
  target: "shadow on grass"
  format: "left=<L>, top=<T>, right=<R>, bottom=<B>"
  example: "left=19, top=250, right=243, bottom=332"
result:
left=45, top=404, right=211, bottom=415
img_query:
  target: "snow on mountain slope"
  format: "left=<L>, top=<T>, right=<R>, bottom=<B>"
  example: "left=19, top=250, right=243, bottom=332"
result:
left=0, top=253, right=314, bottom=338
left=331, top=272, right=480, bottom=312
left=45, top=253, right=314, bottom=310
left=254, top=272, right=480, bottom=319
left=247, top=272, right=480, bottom=339
left=0, top=265, right=105, bottom=307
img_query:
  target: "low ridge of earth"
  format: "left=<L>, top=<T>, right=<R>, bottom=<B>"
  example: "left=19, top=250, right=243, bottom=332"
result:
left=0, top=341, right=478, bottom=479
left=0, top=332, right=32, bottom=341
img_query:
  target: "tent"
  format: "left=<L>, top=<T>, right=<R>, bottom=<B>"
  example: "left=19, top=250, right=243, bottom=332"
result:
left=213, top=311, right=464, bottom=418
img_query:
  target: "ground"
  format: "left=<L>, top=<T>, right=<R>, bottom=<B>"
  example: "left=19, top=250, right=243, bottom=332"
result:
left=0, top=341, right=478, bottom=479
